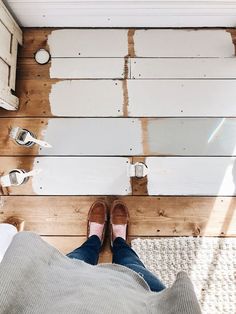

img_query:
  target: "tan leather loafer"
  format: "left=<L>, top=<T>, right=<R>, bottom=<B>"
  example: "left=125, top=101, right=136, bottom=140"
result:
left=87, top=200, right=108, bottom=246
left=110, top=200, right=129, bottom=247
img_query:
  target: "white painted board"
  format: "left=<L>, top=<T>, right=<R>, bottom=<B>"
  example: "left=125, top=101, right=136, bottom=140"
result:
left=49, top=80, right=123, bottom=117
left=31, top=117, right=236, bottom=156
left=134, top=30, right=235, bottom=57
left=39, top=118, right=143, bottom=155
left=146, top=118, right=236, bottom=156
left=32, top=157, right=132, bottom=195
left=146, top=157, right=236, bottom=196
left=131, top=58, right=236, bottom=79
left=50, top=58, right=128, bottom=79
left=49, top=79, right=236, bottom=117
left=48, top=29, right=128, bottom=57
left=128, top=80, right=236, bottom=117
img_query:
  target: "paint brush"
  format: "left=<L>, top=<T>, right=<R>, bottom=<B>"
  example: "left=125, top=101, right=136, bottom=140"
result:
left=9, top=127, right=52, bottom=148
left=0, top=169, right=42, bottom=187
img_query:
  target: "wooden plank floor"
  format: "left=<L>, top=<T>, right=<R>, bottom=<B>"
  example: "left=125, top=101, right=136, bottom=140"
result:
left=0, top=29, right=236, bottom=263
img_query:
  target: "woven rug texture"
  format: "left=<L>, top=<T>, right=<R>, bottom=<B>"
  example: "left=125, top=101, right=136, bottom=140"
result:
left=131, top=237, right=236, bottom=314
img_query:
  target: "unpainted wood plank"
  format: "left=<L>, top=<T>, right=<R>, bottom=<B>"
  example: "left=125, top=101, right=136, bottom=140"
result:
left=127, top=80, right=236, bottom=117
left=0, top=80, right=55, bottom=117
left=131, top=58, right=236, bottom=79
left=0, top=157, right=132, bottom=195
left=18, top=28, right=53, bottom=58
left=17, top=59, right=51, bottom=80
left=145, top=157, right=236, bottom=196
left=1, top=118, right=236, bottom=156
left=133, top=29, right=235, bottom=57
left=0, top=196, right=235, bottom=237
left=0, top=118, right=48, bottom=155
left=16, top=79, right=53, bottom=116
left=50, top=58, right=129, bottom=79
left=48, top=29, right=129, bottom=57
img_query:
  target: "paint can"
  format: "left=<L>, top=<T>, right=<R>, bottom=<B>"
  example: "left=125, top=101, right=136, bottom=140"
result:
left=34, top=49, right=51, bottom=65
left=15, top=129, right=35, bottom=147
left=8, top=169, right=29, bottom=186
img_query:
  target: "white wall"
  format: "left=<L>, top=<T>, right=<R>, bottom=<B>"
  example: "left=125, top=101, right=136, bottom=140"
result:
left=3, top=0, right=236, bottom=27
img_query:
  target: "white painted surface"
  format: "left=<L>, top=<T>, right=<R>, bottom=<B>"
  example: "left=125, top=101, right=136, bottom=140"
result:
left=0, top=0, right=22, bottom=110
left=146, top=157, right=236, bottom=196
left=49, top=80, right=236, bottom=117
left=128, top=80, right=236, bottom=117
left=134, top=30, right=234, bottom=57
left=50, top=58, right=127, bottom=79
left=4, top=1, right=236, bottom=27
left=147, top=118, right=236, bottom=156
left=131, top=58, right=236, bottom=79
left=32, top=157, right=132, bottom=195
left=0, top=58, right=9, bottom=85
left=0, top=20, right=11, bottom=62
left=39, top=118, right=143, bottom=155
left=49, top=80, right=123, bottom=117
left=29, top=117, right=236, bottom=156
left=1, top=0, right=22, bottom=43
left=48, top=29, right=128, bottom=57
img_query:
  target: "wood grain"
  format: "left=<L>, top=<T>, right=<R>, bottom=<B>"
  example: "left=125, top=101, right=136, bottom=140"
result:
left=18, top=28, right=53, bottom=58
left=0, top=196, right=235, bottom=237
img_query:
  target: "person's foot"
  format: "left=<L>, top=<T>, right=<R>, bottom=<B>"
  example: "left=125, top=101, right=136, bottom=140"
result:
left=4, top=216, right=25, bottom=232
left=110, top=200, right=129, bottom=246
left=87, top=201, right=108, bottom=245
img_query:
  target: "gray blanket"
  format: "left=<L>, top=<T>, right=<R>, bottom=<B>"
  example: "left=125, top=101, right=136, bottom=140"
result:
left=0, top=232, right=201, bottom=313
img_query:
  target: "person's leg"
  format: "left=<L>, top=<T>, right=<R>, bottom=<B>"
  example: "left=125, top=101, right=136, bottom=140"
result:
left=112, top=237, right=166, bottom=292
left=67, top=235, right=101, bottom=265
left=67, top=200, right=108, bottom=266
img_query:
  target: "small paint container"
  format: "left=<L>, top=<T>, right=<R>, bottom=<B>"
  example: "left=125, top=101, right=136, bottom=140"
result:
left=15, top=129, right=35, bottom=147
left=34, top=49, right=51, bottom=65
left=9, top=169, right=29, bottom=186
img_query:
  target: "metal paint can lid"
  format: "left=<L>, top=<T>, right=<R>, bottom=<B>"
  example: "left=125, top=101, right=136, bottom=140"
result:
left=34, top=49, right=50, bottom=64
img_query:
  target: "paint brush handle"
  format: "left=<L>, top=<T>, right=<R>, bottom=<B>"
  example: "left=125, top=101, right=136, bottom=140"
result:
left=32, top=138, right=52, bottom=148
left=21, top=169, right=42, bottom=179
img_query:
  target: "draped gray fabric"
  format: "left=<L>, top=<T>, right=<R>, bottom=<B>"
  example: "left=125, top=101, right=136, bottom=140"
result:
left=0, top=232, right=201, bottom=314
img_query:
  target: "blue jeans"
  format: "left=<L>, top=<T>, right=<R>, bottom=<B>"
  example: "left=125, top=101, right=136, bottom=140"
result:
left=67, top=235, right=165, bottom=292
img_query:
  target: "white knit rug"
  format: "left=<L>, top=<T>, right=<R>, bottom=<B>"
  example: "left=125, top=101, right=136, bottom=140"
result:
left=131, top=237, right=236, bottom=314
